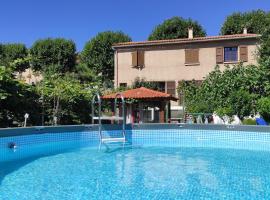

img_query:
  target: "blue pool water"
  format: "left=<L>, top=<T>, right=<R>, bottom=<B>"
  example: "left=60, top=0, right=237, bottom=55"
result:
left=0, top=141, right=270, bottom=200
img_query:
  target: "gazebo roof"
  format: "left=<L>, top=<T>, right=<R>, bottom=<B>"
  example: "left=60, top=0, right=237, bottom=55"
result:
left=102, top=87, right=178, bottom=101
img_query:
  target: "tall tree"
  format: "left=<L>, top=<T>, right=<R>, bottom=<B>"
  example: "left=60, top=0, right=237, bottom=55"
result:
left=30, top=38, right=76, bottom=73
left=148, top=16, right=206, bottom=40
left=81, top=31, right=131, bottom=84
left=220, top=10, right=270, bottom=35
left=0, top=43, right=29, bottom=72
left=259, top=17, right=270, bottom=65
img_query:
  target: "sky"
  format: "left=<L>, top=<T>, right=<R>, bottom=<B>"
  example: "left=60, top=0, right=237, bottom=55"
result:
left=0, top=0, right=269, bottom=51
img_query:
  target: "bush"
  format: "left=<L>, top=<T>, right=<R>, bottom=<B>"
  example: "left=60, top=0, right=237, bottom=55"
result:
left=257, top=97, right=270, bottom=121
left=215, top=107, right=233, bottom=117
left=178, top=64, right=269, bottom=117
left=242, top=118, right=257, bottom=125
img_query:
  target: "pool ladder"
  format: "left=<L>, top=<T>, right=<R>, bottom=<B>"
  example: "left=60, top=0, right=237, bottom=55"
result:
left=92, top=93, right=126, bottom=144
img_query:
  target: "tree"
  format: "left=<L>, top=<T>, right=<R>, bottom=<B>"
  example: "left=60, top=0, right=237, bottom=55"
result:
left=178, top=64, right=270, bottom=118
left=132, top=77, right=162, bottom=91
left=148, top=16, right=206, bottom=40
left=257, top=97, right=270, bottom=121
left=259, top=18, right=270, bottom=65
left=36, top=72, right=100, bottom=125
left=30, top=38, right=76, bottom=73
left=81, top=31, right=131, bottom=83
left=220, top=10, right=270, bottom=35
left=0, top=66, right=41, bottom=127
left=0, top=43, right=29, bottom=72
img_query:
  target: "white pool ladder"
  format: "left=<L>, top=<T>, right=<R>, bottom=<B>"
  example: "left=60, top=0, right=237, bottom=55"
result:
left=92, top=93, right=126, bottom=144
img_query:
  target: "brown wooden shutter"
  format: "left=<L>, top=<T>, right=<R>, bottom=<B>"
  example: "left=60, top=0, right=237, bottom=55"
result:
left=166, top=81, right=176, bottom=97
left=216, top=47, right=224, bottom=64
left=240, top=46, right=248, bottom=62
left=185, top=49, right=199, bottom=64
left=131, top=51, right=138, bottom=66
left=138, top=51, right=144, bottom=66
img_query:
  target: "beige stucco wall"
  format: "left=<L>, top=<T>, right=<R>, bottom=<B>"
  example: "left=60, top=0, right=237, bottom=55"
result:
left=114, top=38, right=258, bottom=87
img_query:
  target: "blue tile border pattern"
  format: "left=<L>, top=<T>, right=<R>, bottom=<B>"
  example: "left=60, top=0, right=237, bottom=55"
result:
left=1, top=124, right=270, bottom=162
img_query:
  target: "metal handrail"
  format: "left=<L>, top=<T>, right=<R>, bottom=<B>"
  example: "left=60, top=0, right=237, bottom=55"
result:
left=114, top=93, right=126, bottom=139
left=92, top=93, right=102, bottom=139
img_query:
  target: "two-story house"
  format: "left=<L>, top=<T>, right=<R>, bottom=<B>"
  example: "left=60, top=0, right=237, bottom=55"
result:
left=112, top=28, right=260, bottom=118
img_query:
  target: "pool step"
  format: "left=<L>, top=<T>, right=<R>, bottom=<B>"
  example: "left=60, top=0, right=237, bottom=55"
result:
left=101, top=137, right=126, bottom=143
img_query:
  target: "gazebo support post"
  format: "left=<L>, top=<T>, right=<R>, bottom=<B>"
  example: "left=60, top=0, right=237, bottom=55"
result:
left=159, top=102, right=165, bottom=123
left=165, top=101, right=170, bottom=123
left=139, top=102, right=144, bottom=123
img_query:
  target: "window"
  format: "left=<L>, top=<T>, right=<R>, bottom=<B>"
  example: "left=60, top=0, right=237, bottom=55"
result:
left=224, top=47, right=238, bottom=62
left=131, top=51, right=144, bottom=67
left=119, top=83, right=127, bottom=88
left=185, top=49, right=199, bottom=65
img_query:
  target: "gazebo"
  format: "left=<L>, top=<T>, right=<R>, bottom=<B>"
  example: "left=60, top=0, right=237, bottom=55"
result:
left=102, top=87, right=177, bottom=123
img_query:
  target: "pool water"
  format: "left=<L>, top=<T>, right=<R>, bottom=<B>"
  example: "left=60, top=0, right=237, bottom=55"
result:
left=0, top=143, right=270, bottom=200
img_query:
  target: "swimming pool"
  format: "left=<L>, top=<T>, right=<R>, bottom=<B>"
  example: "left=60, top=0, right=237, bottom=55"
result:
left=0, top=124, right=270, bottom=199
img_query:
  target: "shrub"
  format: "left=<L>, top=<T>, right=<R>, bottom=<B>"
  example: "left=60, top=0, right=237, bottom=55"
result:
left=242, top=118, right=257, bottom=125
left=215, top=107, right=233, bottom=117
left=257, top=97, right=270, bottom=121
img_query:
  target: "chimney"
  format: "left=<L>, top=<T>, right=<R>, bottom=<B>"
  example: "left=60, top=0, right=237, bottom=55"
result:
left=188, top=27, right=193, bottom=39
left=243, top=27, right=248, bottom=34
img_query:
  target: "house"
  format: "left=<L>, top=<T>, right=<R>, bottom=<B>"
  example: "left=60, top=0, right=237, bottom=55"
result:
left=112, top=28, right=260, bottom=120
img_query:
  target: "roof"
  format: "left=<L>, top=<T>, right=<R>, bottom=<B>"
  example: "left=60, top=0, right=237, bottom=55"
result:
left=112, top=34, right=260, bottom=48
left=102, top=87, right=178, bottom=101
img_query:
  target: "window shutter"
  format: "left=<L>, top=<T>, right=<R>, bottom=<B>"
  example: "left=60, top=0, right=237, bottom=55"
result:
left=185, top=49, right=199, bottom=64
left=166, top=81, right=176, bottom=97
left=131, top=51, right=138, bottom=66
left=138, top=51, right=144, bottom=66
left=216, top=47, right=224, bottom=64
left=240, top=46, right=248, bottom=62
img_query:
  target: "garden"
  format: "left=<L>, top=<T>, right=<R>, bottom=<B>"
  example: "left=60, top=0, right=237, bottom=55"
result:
left=0, top=10, right=270, bottom=127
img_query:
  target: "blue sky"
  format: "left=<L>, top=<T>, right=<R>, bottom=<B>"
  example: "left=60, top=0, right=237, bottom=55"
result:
left=0, top=0, right=269, bottom=51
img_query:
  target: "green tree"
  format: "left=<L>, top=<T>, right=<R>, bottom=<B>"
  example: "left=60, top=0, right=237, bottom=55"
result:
left=259, top=18, right=270, bottom=65
left=148, top=16, right=206, bottom=40
left=81, top=31, right=131, bottom=84
left=30, top=38, right=76, bottom=73
left=132, top=77, right=162, bottom=91
left=257, top=97, right=270, bottom=121
left=0, top=66, right=41, bottom=127
left=37, top=72, right=99, bottom=125
left=0, top=43, right=29, bottom=72
left=178, top=64, right=270, bottom=118
left=220, top=10, right=270, bottom=35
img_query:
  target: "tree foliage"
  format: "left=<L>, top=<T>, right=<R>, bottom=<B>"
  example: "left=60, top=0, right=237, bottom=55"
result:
left=36, top=72, right=100, bottom=125
left=0, top=43, right=29, bottom=72
left=257, top=97, right=270, bottom=122
left=0, top=66, right=41, bottom=127
left=30, top=38, right=76, bottom=73
left=132, top=77, right=162, bottom=91
left=220, top=10, right=270, bottom=35
left=179, top=64, right=270, bottom=118
left=259, top=18, right=270, bottom=65
left=81, top=31, right=131, bottom=84
left=148, top=16, right=206, bottom=40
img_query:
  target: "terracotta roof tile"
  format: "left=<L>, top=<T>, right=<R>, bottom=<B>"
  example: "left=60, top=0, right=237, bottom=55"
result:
left=113, top=34, right=260, bottom=48
left=102, top=87, right=177, bottom=101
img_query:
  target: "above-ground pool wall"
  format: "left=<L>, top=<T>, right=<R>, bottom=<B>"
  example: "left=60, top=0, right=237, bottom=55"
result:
left=130, top=124, right=270, bottom=151
left=1, top=124, right=270, bottom=162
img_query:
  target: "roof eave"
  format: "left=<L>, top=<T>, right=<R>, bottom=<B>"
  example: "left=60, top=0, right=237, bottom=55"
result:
left=112, top=35, right=260, bottom=49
